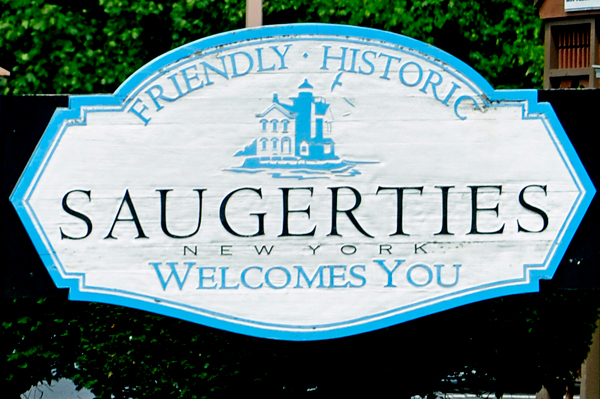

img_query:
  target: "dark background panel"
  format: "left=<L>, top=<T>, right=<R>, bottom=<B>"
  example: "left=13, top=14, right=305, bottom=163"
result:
left=1, top=91, right=598, bottom=297
left=1, top=95, right=69, bottom=297
left=538, top=89, right=599, bottom=290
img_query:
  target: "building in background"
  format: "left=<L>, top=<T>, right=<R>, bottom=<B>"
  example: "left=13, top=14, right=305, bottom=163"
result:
left=536, top=0, right=600, bottom=88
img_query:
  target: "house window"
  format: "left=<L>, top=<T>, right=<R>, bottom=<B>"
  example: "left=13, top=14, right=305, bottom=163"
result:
left=544, top=19, right=598, bottom=89
left=556, top=24, right=590, bottom=69
left=300, top=140, right=309, bottom=156
left=281, top=137, right=291, bottom=153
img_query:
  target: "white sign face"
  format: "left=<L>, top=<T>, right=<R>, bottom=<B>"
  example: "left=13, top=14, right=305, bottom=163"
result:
left=565, top=0, right=600, bottom=11
left=11, top=24, right=594, bottom=340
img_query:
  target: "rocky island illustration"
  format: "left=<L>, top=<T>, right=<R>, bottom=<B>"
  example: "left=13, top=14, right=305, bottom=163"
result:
left=229, top=79, right=373, bottom=179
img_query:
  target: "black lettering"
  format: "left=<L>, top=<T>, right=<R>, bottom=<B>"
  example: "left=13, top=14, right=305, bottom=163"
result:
left=219, top=188, right=265, bottom=237
left=183, top=246, right=197, bottom=256
left=434, top=186, right=454, bottom=235
left=328, top=187, right=373, bottom=238
left=105, top=190, right=148, bottom=239
left=308, top=245, right=321, bottom=255
left=220, top=245, right=232, bottom=256
left=60, top=190, right=93, bottom=240
left=279, top=187, right=316, bottom=236
left=376, top=186, right=423, bottom=236
left=414, top=243, right=427, bottom=254
left=468, top=185, right=505, bottom=235
left=341, top=245, right=357, bottom=255
left=157, top=189, right=205, bottom=239
left=255, top=245, right=274, bottom=255
left=517, top=185, right=549, bottom=233
left=379, top=244, right=392, bottom=255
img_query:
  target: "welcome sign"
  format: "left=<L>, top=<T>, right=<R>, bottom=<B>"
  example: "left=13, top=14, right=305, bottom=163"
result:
left=11, top=24, right=594, bottom=340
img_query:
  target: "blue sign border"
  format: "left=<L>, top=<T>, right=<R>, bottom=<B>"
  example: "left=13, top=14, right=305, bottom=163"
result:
left=10, top=23, right=596, bottom=341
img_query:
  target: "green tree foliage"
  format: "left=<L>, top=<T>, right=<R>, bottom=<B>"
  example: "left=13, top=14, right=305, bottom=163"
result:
left=0, top=0, right=543, bottom=95
left=264, top=0, right=545, bottom=89
left=2, top=2, right=591, bottom=398
left=4, top=291, right=599, bottom=398
left=0, top=0, right=245, bottom=95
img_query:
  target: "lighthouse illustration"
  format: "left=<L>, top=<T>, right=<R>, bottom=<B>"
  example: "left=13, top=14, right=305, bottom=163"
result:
left=231, top=79, right=364, bottom=178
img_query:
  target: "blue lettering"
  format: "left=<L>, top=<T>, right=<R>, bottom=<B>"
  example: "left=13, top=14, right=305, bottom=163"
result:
left=229, top=51, right=254, bottom=78
left=166, top=72, right=186, bottom=98
left=128, top=98, right=151, bottom=125
left=219, top=266, right=240, bottom=289
left=150, top=262, right=194, bottom=290
left=399, top=61, right=423, bottom=87
left=346, top=48, right=360, bottom=73
left=349, top=265, right=366, bottom=288
left=378, top=52, right=402, bottom=80
left=441, top=81, right=461, bottom=106
left=454, top=95, right=479, bottom=120
left=265, top=266, right=291, bottom=289
left=294, top=265, right=326, bottom=288
left=145, top=84, right=179, bottom=111
left=358, top=50, right=376, bottom=75
left=180, top=65, right=204, bottom=92
left=374, top=259, right=405, bottom=287
left=270, top=44, right=292, bottom=70
left=419, top=69, right=444, bottom=101
left=256, top=48, right=276, bottom=72
left=200, top=56, right=229, bottom=85
left=321, top=46, right=348, bottom=71
left=406, top=263, right=433, bottom=287
left=435, top=264, right=461, bottom=287
left=241, top=266, right=263, bottom=289
left=197, top=266, right=217, bottom=289
left=329, top=265, right=350, bottom=288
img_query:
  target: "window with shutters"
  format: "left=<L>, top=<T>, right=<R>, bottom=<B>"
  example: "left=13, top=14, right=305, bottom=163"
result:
left=556, top=24, right=591, bottom=69
left=544, top=18, right=599, bottom=88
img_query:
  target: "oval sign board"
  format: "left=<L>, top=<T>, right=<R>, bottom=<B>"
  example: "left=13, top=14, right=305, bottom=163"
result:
left=11, top=24, right=595, bottom=340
